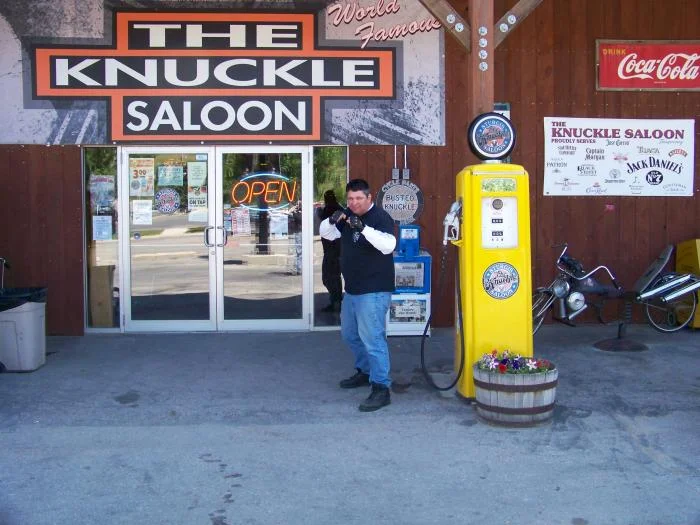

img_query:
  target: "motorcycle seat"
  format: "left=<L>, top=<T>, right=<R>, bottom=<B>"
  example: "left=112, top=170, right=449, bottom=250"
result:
left=574, top=277, right=623, bottom=298
left=632, top=245, right=673, bottom=294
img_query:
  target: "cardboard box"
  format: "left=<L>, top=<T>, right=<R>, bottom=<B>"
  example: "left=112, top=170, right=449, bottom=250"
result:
left=89, top=265, right=115, bottom=328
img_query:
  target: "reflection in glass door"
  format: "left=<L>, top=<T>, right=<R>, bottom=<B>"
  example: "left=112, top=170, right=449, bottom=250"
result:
left=216, top=147, right=310, bottom=330
left=120, top=146, right=311, bottom=331
left=120, top=147, right=216, bottom=331
left=312, top=146, right=348, bottom=328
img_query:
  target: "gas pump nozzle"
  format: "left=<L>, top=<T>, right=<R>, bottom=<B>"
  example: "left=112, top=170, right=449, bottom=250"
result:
left=443, top=201, right=462, bottom=245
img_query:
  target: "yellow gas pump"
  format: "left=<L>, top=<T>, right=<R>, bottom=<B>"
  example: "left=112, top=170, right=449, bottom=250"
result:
left=446, top=113, right=533, bottom=399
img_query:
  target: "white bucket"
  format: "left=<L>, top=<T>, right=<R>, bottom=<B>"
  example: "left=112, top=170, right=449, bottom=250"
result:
left=0, top=301, right=46, bottom=372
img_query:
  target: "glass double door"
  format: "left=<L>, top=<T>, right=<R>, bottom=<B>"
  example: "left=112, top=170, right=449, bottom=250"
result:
left=120, top=146, right=311, bottom=331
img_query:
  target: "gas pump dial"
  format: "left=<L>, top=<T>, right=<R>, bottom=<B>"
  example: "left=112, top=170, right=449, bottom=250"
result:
left=481, top=195, right=518, bottom=249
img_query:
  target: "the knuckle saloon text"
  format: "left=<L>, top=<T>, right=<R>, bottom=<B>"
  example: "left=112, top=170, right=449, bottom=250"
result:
left=45, top=22, right=383, bottom=136
left=549, top=122, right=686, bottom=143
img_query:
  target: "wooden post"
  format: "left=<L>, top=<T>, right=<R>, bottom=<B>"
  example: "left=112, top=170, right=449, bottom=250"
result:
left=420, top=0, right=545, bottom=123
left=468, top=0, right=494, bottom=118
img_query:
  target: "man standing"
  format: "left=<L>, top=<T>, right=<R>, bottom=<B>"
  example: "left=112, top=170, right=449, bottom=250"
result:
left=319, top=179, right=396, bottom=412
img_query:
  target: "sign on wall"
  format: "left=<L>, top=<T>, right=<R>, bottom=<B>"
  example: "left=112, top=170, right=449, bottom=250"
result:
left=376, top=179, right=424, bottom=224
left=543, top=117, right=695, bottom=197
left=597, top=40, right=700, bottom=91
left=1, top=1, right=444, bottom=146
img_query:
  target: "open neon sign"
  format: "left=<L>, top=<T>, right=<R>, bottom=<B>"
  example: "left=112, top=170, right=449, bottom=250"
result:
left=231, top=172, right=298, bottom=211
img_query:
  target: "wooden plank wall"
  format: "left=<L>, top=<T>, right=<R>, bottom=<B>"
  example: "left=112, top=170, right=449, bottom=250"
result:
left=0, top=0, right=697, bottom=334
left=495, top=0, right=700, bottom=322
left=0, top=146, right=84, bottom=335
left=349, top=12, right=473, bottom=327
left=351, top=0, right=699, bottom=327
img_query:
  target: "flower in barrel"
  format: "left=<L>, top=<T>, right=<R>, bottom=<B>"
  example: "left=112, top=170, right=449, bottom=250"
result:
left=478, top=349, right=554, bottom=374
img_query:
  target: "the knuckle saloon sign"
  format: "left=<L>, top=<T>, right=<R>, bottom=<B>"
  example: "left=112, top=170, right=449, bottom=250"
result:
left=543, top=117, right=695, bottom=197
left=23, top=5, right=444, bottom=145
left=33, top=12, right=393, bottom=142
left=597, top=40, right=700, bottom=91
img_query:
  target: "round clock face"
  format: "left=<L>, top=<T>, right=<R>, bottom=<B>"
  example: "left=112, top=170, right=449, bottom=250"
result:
left=467, top=112, right=516, bottom=160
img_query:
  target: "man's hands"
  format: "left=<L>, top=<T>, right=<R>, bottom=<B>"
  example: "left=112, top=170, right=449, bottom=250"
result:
left=329, top=209, right=363, bottom=231
left=347, top=215, right=364, bottom=231
left=329, top=210, right=346, bottom=225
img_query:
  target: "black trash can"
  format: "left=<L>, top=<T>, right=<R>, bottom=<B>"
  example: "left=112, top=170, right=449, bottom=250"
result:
left=0, top=287, right=48, bottom=372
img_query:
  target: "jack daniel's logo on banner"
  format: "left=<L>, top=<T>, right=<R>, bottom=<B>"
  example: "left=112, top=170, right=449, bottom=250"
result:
left=33, top=12, right=395, bottom=142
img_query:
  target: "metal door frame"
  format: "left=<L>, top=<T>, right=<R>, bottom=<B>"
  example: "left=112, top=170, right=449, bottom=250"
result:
left=119, top=146, right=218, bottom=332
left=214, top=146, right=313, bottom=331
left=118, top=145, right=313, bottom=332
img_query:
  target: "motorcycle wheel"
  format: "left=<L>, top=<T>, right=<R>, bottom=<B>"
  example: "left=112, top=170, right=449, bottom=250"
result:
left=533, top=288, right=554, bottom=334
left=644, top=272, right=698, bottom=333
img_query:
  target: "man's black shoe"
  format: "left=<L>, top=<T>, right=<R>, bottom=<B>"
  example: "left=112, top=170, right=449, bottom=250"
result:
left=339, top=369, right=370, bottom=389
left=359, top=383, right=391, bottom=412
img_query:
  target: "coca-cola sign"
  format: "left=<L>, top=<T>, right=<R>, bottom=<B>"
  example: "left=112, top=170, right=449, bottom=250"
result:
left=597, top=40, right=700, bottom=91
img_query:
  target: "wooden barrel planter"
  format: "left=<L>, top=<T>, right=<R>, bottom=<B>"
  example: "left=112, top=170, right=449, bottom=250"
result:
left=473, top=365, right=558, bottom=426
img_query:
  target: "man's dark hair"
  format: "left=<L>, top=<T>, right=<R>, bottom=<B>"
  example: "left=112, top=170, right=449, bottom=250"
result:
left=346, top=178, right=371, bottom=196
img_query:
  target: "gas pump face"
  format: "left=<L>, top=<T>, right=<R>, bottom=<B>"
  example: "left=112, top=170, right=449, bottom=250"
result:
left=450, top=166, right=533, bottom=399
left=481, top=196, right=518, bottom=249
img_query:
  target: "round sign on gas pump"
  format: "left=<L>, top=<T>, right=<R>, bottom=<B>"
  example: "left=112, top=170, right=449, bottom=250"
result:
left=467, top=112, right=516, bottom=161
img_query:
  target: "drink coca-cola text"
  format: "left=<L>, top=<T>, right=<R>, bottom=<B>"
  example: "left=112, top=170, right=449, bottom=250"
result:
left=598, top=41, right=700, bottom=90
left=617, top=52, right=699, bottom=81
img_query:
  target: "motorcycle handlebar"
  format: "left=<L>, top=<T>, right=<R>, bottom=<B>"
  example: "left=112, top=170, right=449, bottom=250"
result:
left=554, top=244, right=621, bottom=289
left=559, top=262, right=618, bottom=285
left=559, top=254, right=584, bottom=275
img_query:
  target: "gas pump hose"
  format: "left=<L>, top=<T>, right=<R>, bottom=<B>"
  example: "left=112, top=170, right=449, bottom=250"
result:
left=419, top=242, right=466, bottom=391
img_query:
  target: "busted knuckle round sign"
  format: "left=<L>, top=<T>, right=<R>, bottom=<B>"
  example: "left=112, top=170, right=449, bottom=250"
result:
left=376, top=180, right=424, bottom=224
left=482, top=262, right=520, bottom=299
left=468, top=112, right=516, bottom=160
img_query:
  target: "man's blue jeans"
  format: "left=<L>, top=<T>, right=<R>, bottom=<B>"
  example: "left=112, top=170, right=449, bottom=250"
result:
left=340, top=292, right=392, bottom=387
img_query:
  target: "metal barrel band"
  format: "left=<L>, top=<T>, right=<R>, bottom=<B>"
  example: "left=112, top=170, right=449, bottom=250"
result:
left=475, top=400, right=556, bottom=415
left=473, top=378, right=558, bottom=393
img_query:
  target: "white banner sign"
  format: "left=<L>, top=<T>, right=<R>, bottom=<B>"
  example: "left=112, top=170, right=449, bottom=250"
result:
left=543, top=117, right=695, bottom=196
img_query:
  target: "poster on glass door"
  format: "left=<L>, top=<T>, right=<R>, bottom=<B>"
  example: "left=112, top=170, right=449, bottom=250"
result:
left=129, top=158, right=155, bottom=197
left=187, top=186, right=208, bottom=223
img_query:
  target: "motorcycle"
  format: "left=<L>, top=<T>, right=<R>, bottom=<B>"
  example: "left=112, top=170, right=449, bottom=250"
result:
left=532, top=244, right=699, bottom=334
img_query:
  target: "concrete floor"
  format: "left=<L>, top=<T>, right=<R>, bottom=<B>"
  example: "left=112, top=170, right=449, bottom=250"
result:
left=0, top=324, right=699, bottom=525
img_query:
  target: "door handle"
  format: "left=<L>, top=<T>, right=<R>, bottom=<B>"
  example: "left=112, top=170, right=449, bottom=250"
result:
left=204, top=226, right=215, bottom=247
left=216, top=226, right=228, bottom=247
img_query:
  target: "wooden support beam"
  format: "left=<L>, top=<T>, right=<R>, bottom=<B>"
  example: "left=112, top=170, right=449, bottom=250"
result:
left=468, top=0, right=494, bottom=117
left=494, top=0, right=544, bottom=48
left=419, top=0, right=470, bottom=51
